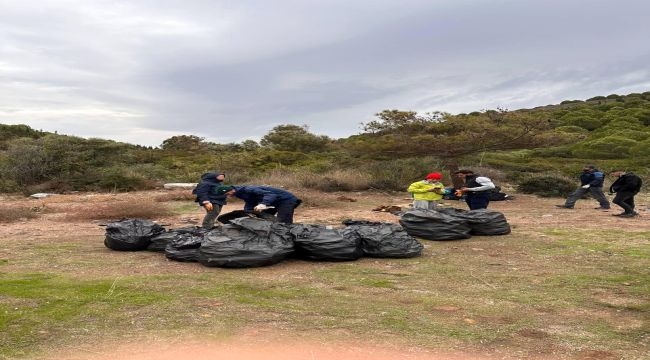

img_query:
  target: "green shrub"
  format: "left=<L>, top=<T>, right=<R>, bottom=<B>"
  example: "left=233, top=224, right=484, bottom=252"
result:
left=363, top=157, right=445, bottom=191
left=516, top=175, right=576, bottom=198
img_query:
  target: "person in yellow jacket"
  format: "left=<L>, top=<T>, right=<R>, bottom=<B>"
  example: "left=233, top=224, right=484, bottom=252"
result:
left=407, top=172, right=446, bottom=210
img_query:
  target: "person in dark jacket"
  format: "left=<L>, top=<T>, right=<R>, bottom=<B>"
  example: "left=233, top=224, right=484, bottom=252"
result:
left=609, top=170, right=643, bottom=217
left=453, top=169, right=496, bottom=210
left=216, top=185, right=302, bottom=224
left=556, top=165, right=610, bottom=210
left=194, top=172, right=227, bottom=228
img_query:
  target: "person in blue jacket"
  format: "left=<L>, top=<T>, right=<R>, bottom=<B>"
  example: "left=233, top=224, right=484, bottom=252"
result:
left=216, top=185, right=302, bottom=224
left=556, top=165, right=610, bottom=210
left=193, top=172, right=227, bottom=228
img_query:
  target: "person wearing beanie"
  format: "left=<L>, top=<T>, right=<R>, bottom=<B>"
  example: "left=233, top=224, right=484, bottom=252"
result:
left=193, top=172, right=227, bottom=228
left=407, top=172, right=446, bottom=210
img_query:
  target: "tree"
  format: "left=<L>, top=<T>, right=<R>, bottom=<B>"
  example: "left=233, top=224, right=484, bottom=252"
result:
left=260, top=125, right=331, bottom=153
left=346, top=108, right=576, bottom=186
left=160, top=135, right=209, bottom=151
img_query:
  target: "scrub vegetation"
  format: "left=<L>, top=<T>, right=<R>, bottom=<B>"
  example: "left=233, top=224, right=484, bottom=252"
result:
left=1, top=92, right=649, bottom=196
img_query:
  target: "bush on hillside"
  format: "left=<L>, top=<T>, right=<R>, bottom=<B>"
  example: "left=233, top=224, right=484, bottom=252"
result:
left=516, top=175, right=576, bottom=198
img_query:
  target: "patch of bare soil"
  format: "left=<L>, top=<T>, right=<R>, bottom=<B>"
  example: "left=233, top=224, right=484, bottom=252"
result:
left=55, top=336, right=497, bottom=360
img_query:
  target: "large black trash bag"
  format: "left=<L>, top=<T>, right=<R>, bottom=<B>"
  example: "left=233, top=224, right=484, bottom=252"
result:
left=289, top=224, right=363, bottom=261
left=147, top=226, right=202, bottom=252
left=345, top=221, right=423, bottom=258
left=437, top=208, right=511, bottom=236
left=164, top=228, right=210, bottom=262
left=198, top=218, right=294, bottom=268
left=217, top=210, right=277, bottom=224
left=104, top=219, right=165, bottom=251
left=399, top=209, right=472, bottom=241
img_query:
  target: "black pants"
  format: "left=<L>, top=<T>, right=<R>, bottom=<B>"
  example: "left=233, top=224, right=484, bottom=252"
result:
left=612, top=191, right=637, bottom=214
left=465, top=193, right=490, bottom=210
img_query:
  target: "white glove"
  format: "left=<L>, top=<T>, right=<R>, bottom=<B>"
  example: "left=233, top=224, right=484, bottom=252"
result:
left=253, top=204, right=268, bottom=212
left=581, top=185, right=590, bottom=189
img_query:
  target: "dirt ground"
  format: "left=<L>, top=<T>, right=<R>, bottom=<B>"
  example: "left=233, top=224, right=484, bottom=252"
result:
left=2, top=189, right=649, bottom=360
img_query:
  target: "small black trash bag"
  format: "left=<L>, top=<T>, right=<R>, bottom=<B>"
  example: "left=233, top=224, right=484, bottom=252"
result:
left=148, top=226, right=202, bottom=252
left=399, top=209, right=472, bottom=241
left=439, top=208, right=511, bottom=236
left=104, top=219, right=165, bottom=251
left=198, top=218, right=294, bottom=268
left=345, top=222, right=423, bottom=258
left=164, top=228, right=210, bottom=262
left=290, top=224, right=363, bottom=261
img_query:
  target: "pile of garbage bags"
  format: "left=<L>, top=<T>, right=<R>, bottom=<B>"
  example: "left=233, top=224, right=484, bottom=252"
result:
left=104, top=216, right=424, bottom=268
left=104, top=207, right=511, bottom=268
left=399, top=208, right=511, bottom=240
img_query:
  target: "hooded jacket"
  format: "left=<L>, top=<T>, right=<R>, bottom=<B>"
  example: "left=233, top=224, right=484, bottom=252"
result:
left=231, top=185, right=299, bottom=212
left=194, top=172, right=227, bottom=205
left=581, top=169, right=605, bottom=187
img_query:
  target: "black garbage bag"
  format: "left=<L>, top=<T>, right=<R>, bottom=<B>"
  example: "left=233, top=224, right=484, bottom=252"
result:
left=198, top=218, right=294, bottom=268
left=217, top=209, right=277, bottom=224
left=164, top=228, right=210, bottom=262
left=399, top=209, right=472, bottom=241
left=290, top=224, right=363, bottom=261
left=148, top=226, right=202, bottom=252
left=437, top=208, right=511, bottom=236
left=104, top=219, right=165, bottom=251
left=345, top=222, right=423, bottom=258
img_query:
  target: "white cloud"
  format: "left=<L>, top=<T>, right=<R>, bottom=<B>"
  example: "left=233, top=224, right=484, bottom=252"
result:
left=0, top=0, right=648, bottom=147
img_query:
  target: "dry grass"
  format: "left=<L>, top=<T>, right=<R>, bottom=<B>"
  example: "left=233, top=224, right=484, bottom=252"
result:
left=154, top=190, right=196, bottom=202
left=62, top=201, right=173, bottom=221
left=0, top=204, right=40, bottom=222
left=246, top=168, right=373, bottom=192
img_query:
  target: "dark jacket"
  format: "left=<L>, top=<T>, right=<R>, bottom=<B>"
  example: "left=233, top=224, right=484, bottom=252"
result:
left=232, top=185, right=299, bottom=212
left=194, top=172, right=227, bottom=205
left=464, top=174, right=494, bottom=195
left=610, top=173, right=642, bottom=194
left=580, top=169, right=605, bottom=187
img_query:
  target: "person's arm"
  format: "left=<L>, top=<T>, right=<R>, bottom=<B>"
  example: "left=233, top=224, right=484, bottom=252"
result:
left=466, top=177, right=496, bottom=192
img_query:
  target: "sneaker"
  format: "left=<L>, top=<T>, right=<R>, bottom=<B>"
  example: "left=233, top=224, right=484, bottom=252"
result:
left=555, top=205, right=573, bottom=209
left=619, top=212, right=639, bottom=218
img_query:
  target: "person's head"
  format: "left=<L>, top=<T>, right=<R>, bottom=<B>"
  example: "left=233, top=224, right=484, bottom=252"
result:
left=609, top=170, right=625, bottom=178
left=583, top=165, right=596, bottom=173
left=215, top=185, right=235, bottom=196
left=202, top=172, right=226, bottom=181
left=425, top=172, right=442, bottom=182
left=453, top=169, right=474, bottom=179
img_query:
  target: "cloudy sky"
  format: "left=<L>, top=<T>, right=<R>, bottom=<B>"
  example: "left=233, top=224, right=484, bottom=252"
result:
left=1, top=0, right=649, bottom=147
